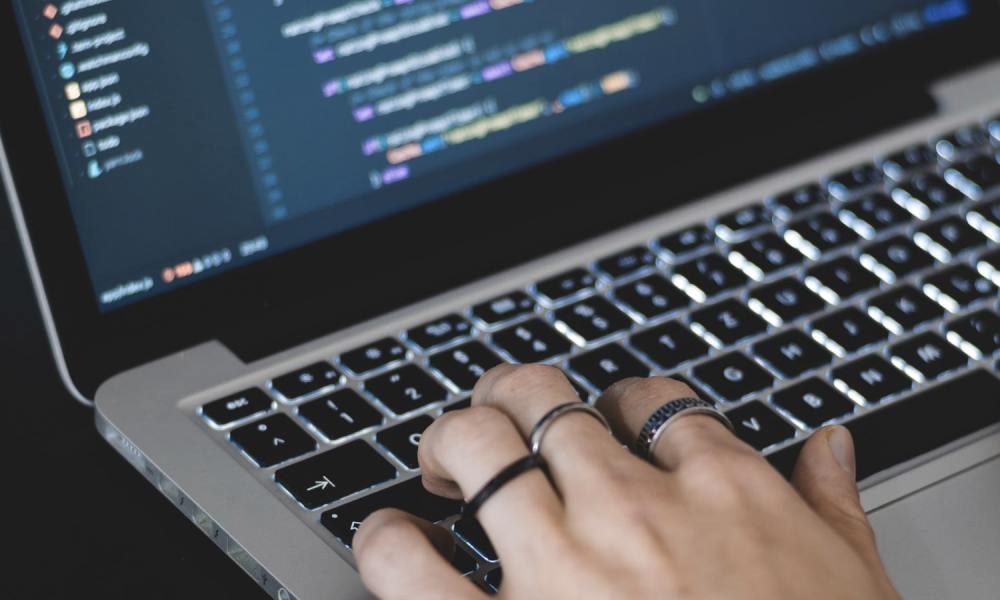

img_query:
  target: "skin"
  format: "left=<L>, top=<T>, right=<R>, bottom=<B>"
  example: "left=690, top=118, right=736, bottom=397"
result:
left=353, top=364, right=901, bottom=600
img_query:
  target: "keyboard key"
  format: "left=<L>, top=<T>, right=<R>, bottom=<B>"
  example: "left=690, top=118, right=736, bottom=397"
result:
left=321, top=478, right=461, bottom=548
left=752, top=330, right=833, bottom=378
left=429, top=342, right=503, bottom=391
left=596, top=246, right=657, bottom=279
left=915, top=216, right=989, bottom=261
left=866, top=286, right=944, bottom=334
left=772, top=379, right=855, bottom=428
left=726, top=401, right=797, bottom=450
left=832, top=355, right=913, bottom=404
left=967, top=198, right=1000, bottom=242
left=629, top=321, right=710, bottom=370
left=690, top=299, right=769, bottom=346
left=568, top=343, right=650, bottom=391
left=452, top=549, right=478, bottom=577
left=275, top=441, right=396, bottom=510
left=692, top=353, right=774, bottom=402
left=804, top=256, right=882, bottom=303
left=365, top=365, right=448, bottom=415
left=811, top=308, right=889, bottom=357
left=990, top=115, right=1000, bottom=144
left=553, top=297, right=633, bottom=343
left=442, top=397, right=472, bottom=413
left=612, top=274, right=689, bottom=320
left=944, top=154, right=1000, bottom=200
left=978, top=248, right=1000, bottom=286
left=406, top=314, right=473, bottom=350
left=471, top=292, right=536, bottom=326
left=769, top=370, right=1000, bottom=480
left=715, top=204, right=770, bottom=242
left=492, top=319, right=572, bottom=362
left=881, top=144, right=938, bottom=180
left=271, top=362, right=342, bottom=400
left=376, top=415, right=433, bottom=470
left=298, top=389, right=384, bottom=441
left=891, top=173, right=965, bottom=219
left=769, top=183, right=827, bottom=219
left=658, top=224, right=713, bottom=258
left=839, top=192, right=912, bottom=238
left=672, top=253, right=749, bottom=302
left=828, top=163, right=883, bottom=199
left=202, top=388, right=272, bottom=427
left=729, top=233, right=803, bottom=280
left=535, top=268, right=597, bottom=303
left=748, top=278, right=827, bottom=325
left=784, top=212, right=860, bottom=259
left=890, top=332, right=968, bottom=382
left=946, top=310, right=1000, bottom=358
left=935, top=125, right=991, bottom=162
left=230, top=414, right=317, bottom=468
left=453, top=518, right=497, bottom=563
left=923, top=265, right=997, bottom=312
left=860, top=236, right=935, bottom=283
left=340, top=338, right=408, bottom=375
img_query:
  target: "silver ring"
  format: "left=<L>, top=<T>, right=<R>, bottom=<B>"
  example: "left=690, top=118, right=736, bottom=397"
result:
left=635, top=397, right=734, bottom=461
left=529, top=402, right=612, bottom=455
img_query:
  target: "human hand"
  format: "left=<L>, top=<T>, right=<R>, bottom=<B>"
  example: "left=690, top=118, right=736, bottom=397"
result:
left=354, top=365, right=900, bottom=599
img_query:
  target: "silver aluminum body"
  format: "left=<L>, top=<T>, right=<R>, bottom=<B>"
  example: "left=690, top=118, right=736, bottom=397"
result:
left=5, top=57, right=1000, bottom=599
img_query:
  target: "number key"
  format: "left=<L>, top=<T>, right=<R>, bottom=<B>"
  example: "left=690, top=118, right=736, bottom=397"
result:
left=340, top=338, right=408, bottom=375
left=429, top=342, right=503, bottom=391
left=298, top=389, right=384, bottom=441
left=554, top=297, right=633, bottom=343
left=672, top=253, right=748, bottom=302
left=365, top=365, right=448, bottom=415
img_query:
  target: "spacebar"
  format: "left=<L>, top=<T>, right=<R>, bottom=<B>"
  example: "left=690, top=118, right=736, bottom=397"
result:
left=767, top=369, right=1000, bottom=481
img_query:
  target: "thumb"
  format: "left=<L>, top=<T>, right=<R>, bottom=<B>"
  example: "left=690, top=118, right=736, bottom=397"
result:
left=791, top=426, right=883, bottom=566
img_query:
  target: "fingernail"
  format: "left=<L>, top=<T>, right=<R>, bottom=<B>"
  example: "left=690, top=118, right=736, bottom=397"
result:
left=827, top=426, right=855, bottom=476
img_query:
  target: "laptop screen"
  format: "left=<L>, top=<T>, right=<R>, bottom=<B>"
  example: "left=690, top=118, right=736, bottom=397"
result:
left=12, top=0, right=971, bottom=311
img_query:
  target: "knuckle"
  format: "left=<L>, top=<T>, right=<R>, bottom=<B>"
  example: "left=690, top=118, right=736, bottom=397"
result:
left=605, top=376, right=696, bottom=406
left=354, top=509, right=412, bottom=561
left=488, top=363, right=569, bottom=399
left=428, top=405, right=512, bottom=451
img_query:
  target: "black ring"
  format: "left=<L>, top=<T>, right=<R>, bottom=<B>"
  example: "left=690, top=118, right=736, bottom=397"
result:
left=462, top=454, right=545, bottom=519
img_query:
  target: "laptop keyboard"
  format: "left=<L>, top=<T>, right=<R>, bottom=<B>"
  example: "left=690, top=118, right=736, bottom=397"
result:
left=198, top=115, right=1000, bottom=587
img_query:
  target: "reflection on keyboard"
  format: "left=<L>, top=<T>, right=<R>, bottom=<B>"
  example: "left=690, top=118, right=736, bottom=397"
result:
left=198, top=116, right=1000, bottom=584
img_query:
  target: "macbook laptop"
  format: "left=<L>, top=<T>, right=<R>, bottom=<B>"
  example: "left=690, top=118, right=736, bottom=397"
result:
left=2, top=0, right=1000, bottom=598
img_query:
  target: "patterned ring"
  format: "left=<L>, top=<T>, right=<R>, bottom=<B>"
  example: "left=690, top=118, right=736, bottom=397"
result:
left=634, top=397, right=734, bottom=461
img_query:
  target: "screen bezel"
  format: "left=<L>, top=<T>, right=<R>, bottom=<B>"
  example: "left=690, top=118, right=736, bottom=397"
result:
left=3, top=0, right=999, bottom=398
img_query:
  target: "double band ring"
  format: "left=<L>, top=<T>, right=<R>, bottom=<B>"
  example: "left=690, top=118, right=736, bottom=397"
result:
left=634, top=397, right=734, bottom=461
left=528, top=402, right=612, bottom=456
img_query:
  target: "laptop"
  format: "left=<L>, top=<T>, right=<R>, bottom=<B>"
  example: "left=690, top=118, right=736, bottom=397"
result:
left=3, top=0, right=1000, bottom=597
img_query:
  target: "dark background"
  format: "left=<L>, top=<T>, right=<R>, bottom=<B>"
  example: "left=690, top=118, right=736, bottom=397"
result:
left=1, top=184, right=266, bottom=599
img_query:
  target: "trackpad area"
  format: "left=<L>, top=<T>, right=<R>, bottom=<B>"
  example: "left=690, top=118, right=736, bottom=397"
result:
left=870, top=456, right=1000, bottom=600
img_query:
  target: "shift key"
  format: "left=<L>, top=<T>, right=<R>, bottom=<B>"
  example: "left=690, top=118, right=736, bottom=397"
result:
left=768, top=370, right=1000, bottom=480
left=321, top=478, right=461, bottom=548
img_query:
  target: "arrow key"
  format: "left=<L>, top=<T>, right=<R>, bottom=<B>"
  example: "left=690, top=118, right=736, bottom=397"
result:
left=275, top=441, right=396, bottom=509
left=230, top=414, right=317, bottom=468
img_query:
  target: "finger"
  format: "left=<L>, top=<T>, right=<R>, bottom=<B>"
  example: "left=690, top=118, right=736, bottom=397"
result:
left=354, top=509, right=486, bottom=600
left=792, top=426, right=885, bottom=567
left=472, top=364, right=631, bottom=493
left=417, top=405, right=563, bottom=554
left=595, top=377, right=754, bottom=470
